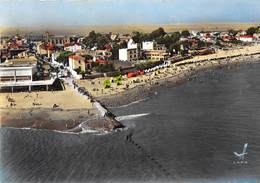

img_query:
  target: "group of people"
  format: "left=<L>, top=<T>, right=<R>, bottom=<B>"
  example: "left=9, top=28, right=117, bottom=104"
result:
left=6, top=96, right=16, bottom=108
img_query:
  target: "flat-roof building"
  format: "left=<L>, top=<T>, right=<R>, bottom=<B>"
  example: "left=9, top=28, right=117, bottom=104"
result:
left=0, top=57, right=56, bottom=92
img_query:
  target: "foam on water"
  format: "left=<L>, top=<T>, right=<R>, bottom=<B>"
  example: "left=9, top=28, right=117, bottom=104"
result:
left=110, top=98, right=149, bottom=109
left=116, top=113, right=150, bottom=121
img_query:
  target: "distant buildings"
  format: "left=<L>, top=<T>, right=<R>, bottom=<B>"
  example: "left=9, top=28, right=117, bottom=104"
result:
left=44, top=34, right=70, bottom=47
left=141, top=41, right=168, bottom=61
left=119, top=39, right=169, bottom=62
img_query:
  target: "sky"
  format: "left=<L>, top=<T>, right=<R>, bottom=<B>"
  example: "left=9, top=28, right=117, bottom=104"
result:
left=0, top=0, right=260, bottom=27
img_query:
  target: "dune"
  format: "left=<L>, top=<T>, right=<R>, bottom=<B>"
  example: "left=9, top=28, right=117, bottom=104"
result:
left=1, top=23, right=259, bottom=35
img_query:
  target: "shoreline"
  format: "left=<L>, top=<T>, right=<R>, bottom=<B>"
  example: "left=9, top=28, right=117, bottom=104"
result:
left=97, top=54, right=260, bottom=108
left=1, top=51, right=260, bottom=133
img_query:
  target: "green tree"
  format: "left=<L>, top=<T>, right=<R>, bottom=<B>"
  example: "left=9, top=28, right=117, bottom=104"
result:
left=171, top=32, right=181, bottom=42
left=181, top=30, right=190, bottom=38
left=246, top=27, right=258, bottom=35
left=103, top=79, right=111, bottom=88
left=85, top=55, right=93, bottom=60
left=56, top=51, right=73, bottom=66
left=132, top=31, right=149, bottom=42
left=149, top=27, right=166, bottom=40
left=111, top=41, right=127, bottom=59
left=92, top=63, right=115, bottom=73
left=83, top=31, right=111, bottom=49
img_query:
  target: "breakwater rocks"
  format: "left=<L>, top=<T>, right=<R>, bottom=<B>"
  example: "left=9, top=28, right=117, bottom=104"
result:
left=72, top=81, right=125, bottom=132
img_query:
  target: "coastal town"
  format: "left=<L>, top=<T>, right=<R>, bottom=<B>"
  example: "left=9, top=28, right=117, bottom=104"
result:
left=1, top=26, right=260, bottom=132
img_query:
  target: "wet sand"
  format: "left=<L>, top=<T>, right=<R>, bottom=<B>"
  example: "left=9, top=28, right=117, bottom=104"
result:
left=0, top=108, right=97, bottom=131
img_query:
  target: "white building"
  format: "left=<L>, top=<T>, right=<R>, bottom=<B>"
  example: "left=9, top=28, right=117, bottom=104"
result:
left=142, top=41, right=154, bottom=50
left=142, top=41, right=166, bottom=51
left=119, top=48, right=138, bottom=62
left=64, top=43, right=82, bottom=53
left=0, top=58, right=57, bottom=92
left=127, top=39, right=138, bottom=49
left=0, top=66, right=36, bottom=83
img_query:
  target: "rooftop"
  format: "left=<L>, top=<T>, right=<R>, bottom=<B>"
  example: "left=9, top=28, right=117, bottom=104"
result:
left=0, top=57, right=37, bottom=67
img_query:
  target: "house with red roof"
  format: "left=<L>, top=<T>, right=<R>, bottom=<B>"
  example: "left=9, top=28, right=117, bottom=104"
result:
left=37, top=42, right=57, bottom=57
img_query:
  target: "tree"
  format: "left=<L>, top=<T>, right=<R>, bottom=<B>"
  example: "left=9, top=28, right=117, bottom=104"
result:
left=181, top=30, right=190, bottom=38
left=85, top=55, right=93, bottom=60
left=92, top=63, right=115, bottom=73
left=83, top=31, right=111, bottom=49
left=56, top=51, right=73, bottom=66
left=246, top=27, right=258, bottom=35
left=149, top=27, right=166, bottom=40
left=103, top=79, right=111, bottom=88
left=132, top=31, right=149, bottom=43
left=171, top=32, right=181, bottom=42
left=111, top=41, right=127, bottom=60
left=80, top=70, right=86, bottom=78
left=169, top=43, right=181, bottom=54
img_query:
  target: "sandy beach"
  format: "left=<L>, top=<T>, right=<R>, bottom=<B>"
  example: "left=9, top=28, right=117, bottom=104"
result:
left=0, top=83, right=99, bottom=131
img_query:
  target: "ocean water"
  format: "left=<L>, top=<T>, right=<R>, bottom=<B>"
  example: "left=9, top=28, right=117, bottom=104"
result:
left=1, top=62, right=260, bottom=183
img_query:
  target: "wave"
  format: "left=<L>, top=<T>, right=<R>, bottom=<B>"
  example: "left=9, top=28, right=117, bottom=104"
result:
left=116, top=113, right=150, bottom=121
left=111, top=98, right=149, bottom=109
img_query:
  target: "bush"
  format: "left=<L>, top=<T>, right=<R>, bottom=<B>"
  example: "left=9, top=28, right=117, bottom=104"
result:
left=103, top=79, right=111, bottom=88
left=115, top=75, right=122, bottom=86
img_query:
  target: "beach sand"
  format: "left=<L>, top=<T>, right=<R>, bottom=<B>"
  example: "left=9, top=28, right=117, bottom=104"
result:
left=0, top=84, right=98, bottom=130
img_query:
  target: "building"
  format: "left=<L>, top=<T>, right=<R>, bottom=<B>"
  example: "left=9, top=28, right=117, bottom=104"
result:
left=68, top=55, right=86, bottom=72
left=143, top=50, right=170, bottom=61
left=142, top=41, right=154, bottom=50
left=0, top=57, right=58, bottom=92
left=127, top=39, right=138, bottom=49
left=119, top=48, right=139, bottom=62
left=0, top=58, right=37, bottom=83
left=64, top=43, right=82, bottom=53
left=37, top=42, right=57, bottom=57
left=142, top=41, right=166, bottom=51
left=237, top=35, right=257, bottom=42
left=44, top=33, right=70, bottom=47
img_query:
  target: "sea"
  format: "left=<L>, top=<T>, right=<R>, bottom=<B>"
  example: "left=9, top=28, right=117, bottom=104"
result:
left=1, top=62, right=260, bottom=183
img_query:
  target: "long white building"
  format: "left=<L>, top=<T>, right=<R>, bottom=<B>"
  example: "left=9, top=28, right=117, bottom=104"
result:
left=0, top=58, right=55, bottom=92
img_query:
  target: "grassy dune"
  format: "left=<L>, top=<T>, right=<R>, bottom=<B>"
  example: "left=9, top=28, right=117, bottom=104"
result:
left=1, top=23, right=259, bottom=35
